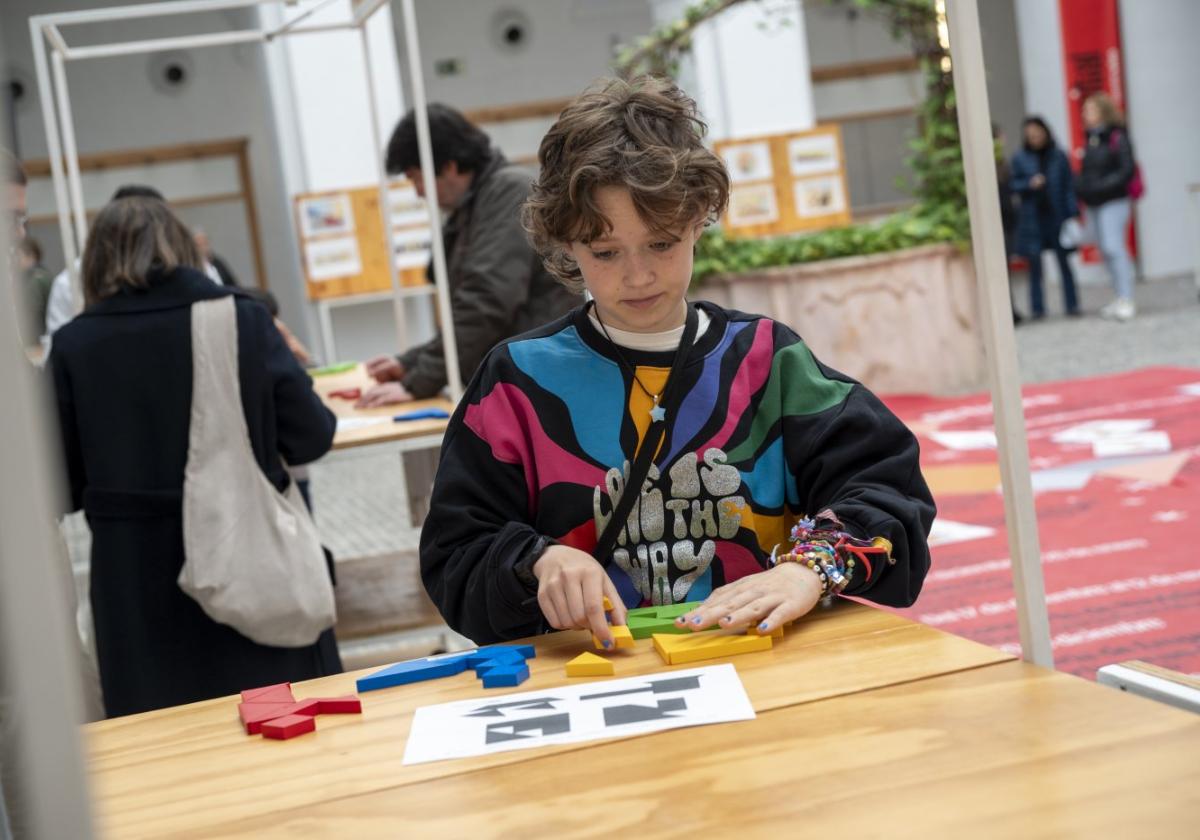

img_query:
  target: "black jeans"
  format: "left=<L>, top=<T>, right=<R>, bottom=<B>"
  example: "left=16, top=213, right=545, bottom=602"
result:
left=1028, top=244, right=1079, bottom=316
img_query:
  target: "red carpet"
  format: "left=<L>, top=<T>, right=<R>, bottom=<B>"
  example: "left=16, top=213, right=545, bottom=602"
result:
left=879, top=367, right=1200, bottom=679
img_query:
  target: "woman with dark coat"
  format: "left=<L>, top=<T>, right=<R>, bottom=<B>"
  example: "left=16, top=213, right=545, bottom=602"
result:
left=48, top=196, right=341, bottom=717
left=1077, top=92, right=1138, bottom=321
left=1010, top=116, right=1080, bottom=319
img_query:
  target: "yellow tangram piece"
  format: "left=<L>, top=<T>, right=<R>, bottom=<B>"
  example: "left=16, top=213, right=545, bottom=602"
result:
left=746, top=623, right=784, bottom=638
left=565, top=652, right=615, bottom=677
left=593, top=624, right=635, bottom=650
left=651, top=632, right=772, bottom=666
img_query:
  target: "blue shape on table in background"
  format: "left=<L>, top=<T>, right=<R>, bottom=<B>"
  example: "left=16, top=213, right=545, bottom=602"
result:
left=394, top=408, right=451, bottom=422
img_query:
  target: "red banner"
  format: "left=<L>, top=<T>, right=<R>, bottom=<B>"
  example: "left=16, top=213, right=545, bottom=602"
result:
left=1058, top=0, right=1135, bottom=256
left=1059, top=0, right=1126, bottom=166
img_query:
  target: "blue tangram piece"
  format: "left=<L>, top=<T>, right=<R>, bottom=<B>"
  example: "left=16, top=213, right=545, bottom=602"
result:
left=480, top=663, right=530, bottom=689
left=463, top=645, right=535, bottom=668
left=356, top=654, right=470, bottom=693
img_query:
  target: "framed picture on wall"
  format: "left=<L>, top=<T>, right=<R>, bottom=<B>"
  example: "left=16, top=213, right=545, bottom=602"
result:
left=787, top=134, right=840, bottom=177
left=720, top=142, right=774, bottom=184
left=304, top=235, right=363, bottom=281
left=793, top=176, right=846, bottom=218
left=299, top=193, right=355, bottom=238
left=728, top=183, right=780, bottom=226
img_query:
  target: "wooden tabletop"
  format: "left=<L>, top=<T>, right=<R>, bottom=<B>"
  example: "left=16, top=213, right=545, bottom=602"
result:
left=83, top=603, right=1200, bottom=838
left=311, top=364, right=453, bottom=451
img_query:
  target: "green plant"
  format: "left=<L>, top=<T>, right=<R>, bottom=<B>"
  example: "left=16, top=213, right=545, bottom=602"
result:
left=614, top=0, right=971, bottom=280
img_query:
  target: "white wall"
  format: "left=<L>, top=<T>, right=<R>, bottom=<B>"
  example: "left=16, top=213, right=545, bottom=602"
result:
left=5, top=1, right=313, bottom=340
left=1012, top=0, right=1071, bottom=150
left=1120, top=0, right=1200, bottom=281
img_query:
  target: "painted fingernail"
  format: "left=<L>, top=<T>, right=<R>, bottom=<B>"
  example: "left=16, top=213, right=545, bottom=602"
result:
left=721, top=615, right=733, bottom=623
left=676, top=616, right=687, bottom=624
left=692, top=616, right=703, bottom=625
left=603, top=639, right=612, bottom=649
left=758, top=621, right=770, bottom=631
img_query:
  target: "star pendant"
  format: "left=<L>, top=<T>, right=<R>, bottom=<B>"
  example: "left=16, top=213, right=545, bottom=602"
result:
left=649, top=404, right=666, bottom=423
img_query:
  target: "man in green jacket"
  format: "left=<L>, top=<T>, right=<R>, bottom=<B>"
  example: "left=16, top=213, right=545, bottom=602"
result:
left=359, top=105, right=580, bottom=406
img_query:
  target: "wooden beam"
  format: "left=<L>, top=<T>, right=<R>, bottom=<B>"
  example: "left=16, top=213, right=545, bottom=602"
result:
left=21, top=137, right=247, bottom=177
left=819, top=106, right=917, bottom=125
left=462, top=96, right=573, bottom=126
left=810, top=56, right=921, bottom=84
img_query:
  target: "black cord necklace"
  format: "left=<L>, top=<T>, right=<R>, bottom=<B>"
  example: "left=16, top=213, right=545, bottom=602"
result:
left=592, top=303, right=688, bottom=423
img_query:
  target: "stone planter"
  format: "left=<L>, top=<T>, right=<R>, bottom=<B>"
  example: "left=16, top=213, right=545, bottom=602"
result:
left=694, top=243, right=986, bottom=395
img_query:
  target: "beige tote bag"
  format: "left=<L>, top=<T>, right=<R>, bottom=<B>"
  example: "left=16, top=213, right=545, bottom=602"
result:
left=179, top=296, right=335, bottom=647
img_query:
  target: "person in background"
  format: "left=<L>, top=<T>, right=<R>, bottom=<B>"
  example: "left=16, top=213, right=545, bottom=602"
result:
left=194, top=227, right=241, bottom=288
left=16, top=238, right=54, bottom=347
left=1077, top=92, right=1138, bottom=322
left=993, top=123, right=1022, bottom=324
left=48, top=196, right=340, bottom=717
left=44, top=185, right=173, bottom=337
left=1010, top=116, right=1080, bottom=321
left=358, top=104, right=580, bottom=407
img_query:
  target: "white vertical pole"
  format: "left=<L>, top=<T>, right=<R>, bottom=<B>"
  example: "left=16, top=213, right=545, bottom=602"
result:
left=0, top=60, right=96, bottom=840
left=946, top=0, right=1053, bottom=667
left=359, top=21, right=409, bottom=356
left=50, top=48, right=89, bottom=313
left=29, top=20, right=79, bottom=298
left=398, top=0, right=463, bottom=402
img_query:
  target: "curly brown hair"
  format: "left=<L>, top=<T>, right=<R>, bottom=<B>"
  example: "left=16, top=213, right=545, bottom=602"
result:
left=523, top=76, right=729, bottom=291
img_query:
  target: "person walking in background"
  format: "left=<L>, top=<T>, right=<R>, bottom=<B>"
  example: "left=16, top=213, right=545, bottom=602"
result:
left=1077, top=92, right=1139, bottom=322
left=16, top=237, right=54, bottom=347
left=48, top=196, right=341, bottom=717
left=1010, top=116, right=1080, bottom=320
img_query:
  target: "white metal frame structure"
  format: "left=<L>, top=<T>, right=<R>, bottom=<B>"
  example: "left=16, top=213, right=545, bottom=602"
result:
left=28, top=0, right=465, bottom=401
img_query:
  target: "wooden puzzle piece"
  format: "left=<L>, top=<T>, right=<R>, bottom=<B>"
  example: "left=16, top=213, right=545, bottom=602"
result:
left=356, top=653, right=470, bottom=693
left=314, top=696, right=362, bottom=715
left=261, top=714, right=316, bottom=740
left=565, top=652, right=615, bottom=677
left=239, top=702, right=298, bottom=735
left=239, top=683, right=295, bottom=704
left=625, top=602, right=706, bottom=639
left=650, top=632, right=772, bottom=666
left=480, top=663, right=530, bottom=689
left=610, top=625, right=634, bottom=649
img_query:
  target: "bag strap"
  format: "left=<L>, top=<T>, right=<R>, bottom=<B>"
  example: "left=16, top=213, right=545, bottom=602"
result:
left=592, top=304, right=699, bottom=566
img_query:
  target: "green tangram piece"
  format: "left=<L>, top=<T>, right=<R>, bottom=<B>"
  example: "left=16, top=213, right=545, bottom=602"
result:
left=311, top=361, right=358, bottom=376
left=626, top=601, right=705, bottom=639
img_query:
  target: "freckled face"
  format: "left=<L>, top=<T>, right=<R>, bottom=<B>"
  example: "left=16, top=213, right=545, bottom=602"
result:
left=567, top=186, right=703, bottom=334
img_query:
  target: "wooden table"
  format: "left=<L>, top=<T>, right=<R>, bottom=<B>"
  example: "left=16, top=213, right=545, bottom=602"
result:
left=83, top=602, right=1200, bottom=837
left=311, top=364, right=454, bottom=452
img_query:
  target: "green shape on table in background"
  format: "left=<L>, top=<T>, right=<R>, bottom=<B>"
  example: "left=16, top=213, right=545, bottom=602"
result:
left=311, top=362, right=358, bottom=377
left=626, top=601, right=705, bottom=640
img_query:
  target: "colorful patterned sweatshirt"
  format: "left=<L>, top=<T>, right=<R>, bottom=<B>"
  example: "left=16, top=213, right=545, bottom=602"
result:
left=421, top=302, right=935, bottom=643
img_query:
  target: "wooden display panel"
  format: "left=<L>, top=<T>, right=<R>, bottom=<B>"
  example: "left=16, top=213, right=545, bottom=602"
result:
left=295, top=181, right=431, bottom=301
left=714, top=125, right=852, bottom=240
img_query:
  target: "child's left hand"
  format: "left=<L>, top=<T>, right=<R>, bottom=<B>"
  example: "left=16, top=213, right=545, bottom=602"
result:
left=675, top=563, right=824, bottom=634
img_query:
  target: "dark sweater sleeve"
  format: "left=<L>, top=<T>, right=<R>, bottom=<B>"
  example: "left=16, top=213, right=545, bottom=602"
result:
left=252, top=303, right=336, bottom=465
left=787, top=374, right=935, bottom=608
left=400, top=177, right=537, bottom=399
left=418, top=363, right=546, bottom=643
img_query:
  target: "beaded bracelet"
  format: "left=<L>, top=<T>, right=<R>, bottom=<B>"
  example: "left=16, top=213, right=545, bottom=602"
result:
left=769, top=509, right=894, bottom=598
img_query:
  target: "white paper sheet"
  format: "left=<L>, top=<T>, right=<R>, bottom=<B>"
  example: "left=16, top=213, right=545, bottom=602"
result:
left=929, top=429, right=998, bottom=451
left=336, top=416, right=390, bottom=432
left=402, top=663, right=755, bottom=765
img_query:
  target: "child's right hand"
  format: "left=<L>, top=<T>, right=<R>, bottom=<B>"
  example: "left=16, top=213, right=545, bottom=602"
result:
left=533, top=545, right=628, bottom=648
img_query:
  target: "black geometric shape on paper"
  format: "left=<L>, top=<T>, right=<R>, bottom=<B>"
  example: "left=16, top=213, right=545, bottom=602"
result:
left=603, top=697, right=688, bottom=727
